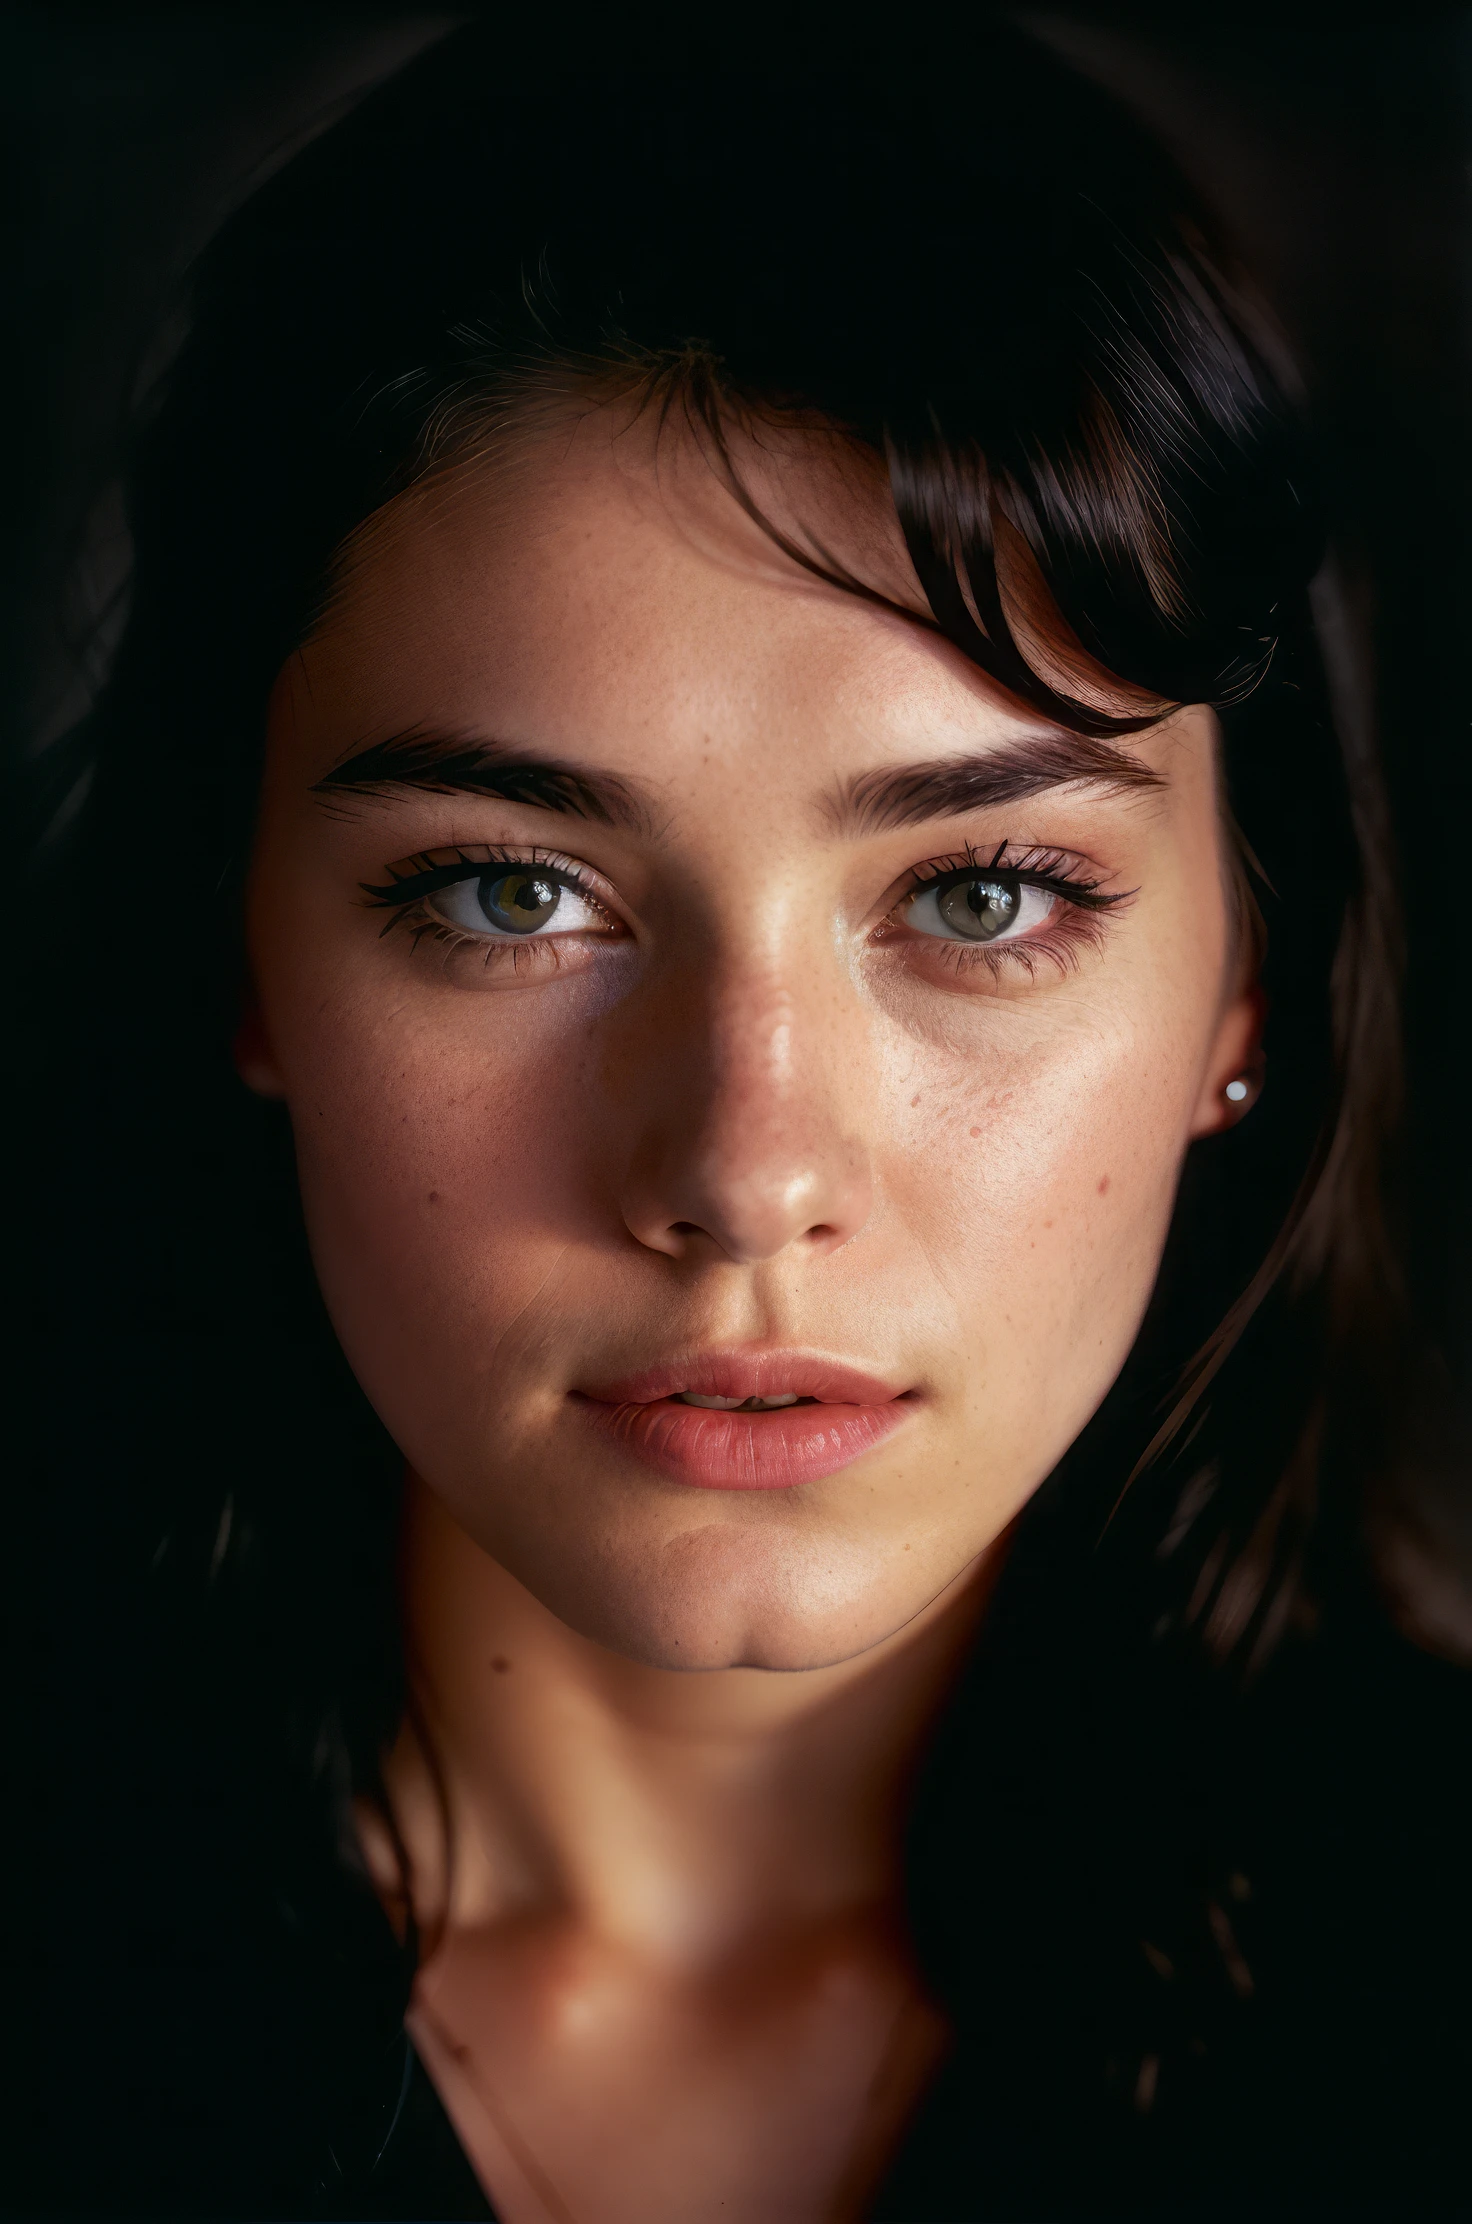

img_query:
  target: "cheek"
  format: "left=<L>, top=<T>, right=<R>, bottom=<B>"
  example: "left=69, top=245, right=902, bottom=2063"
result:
left=881, top=990, right=1199, bottom=1429
left=277, top=975, right=611, bottom=1384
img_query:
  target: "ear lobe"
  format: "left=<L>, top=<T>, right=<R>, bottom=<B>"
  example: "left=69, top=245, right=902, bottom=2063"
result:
left=1190, top=984, right=1265, bottom=1140
left=233, top=998, right=287, bottom=1099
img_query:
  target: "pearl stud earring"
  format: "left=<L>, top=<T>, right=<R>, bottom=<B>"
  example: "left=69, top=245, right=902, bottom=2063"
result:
left=1224, top=1078, right=1250, bottom=1104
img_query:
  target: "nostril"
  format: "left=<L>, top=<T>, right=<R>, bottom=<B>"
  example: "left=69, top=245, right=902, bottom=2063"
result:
left=622, top=1131, right=875, bottom=1264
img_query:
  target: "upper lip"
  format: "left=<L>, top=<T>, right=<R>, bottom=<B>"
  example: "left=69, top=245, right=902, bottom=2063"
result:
left=577, top=1351, right=910, bottom=1408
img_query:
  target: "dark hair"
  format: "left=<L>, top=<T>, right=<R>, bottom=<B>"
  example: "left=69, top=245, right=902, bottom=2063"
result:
left=15, top=20, right=1416, bottom=2214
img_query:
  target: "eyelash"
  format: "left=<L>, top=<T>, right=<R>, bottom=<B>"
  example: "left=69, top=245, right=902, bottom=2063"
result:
left=892, top=840, right=1133, bottom=981
left=360, top=838, right=1132, bottom=978
left=361, top=845, right=617, bottom=965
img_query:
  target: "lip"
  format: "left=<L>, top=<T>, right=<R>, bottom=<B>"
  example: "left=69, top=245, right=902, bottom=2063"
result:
left=572, top=1351, right=916, bottom=1491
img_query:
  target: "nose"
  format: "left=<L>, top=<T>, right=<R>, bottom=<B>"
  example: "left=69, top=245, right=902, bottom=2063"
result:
left=615, top=964, right=875, bottom=1265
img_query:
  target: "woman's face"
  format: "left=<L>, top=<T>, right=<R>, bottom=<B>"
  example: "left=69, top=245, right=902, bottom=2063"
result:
left=243, top=405, right=1257, bottom=1671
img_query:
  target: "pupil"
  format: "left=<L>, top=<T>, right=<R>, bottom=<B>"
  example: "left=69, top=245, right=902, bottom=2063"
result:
left=937, top=873, right=1018, bottom=941
left=479, top=872, right=560, bottom=934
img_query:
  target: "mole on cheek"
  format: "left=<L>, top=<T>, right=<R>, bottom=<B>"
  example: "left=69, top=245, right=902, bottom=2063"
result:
left=1097, top=1176, right=1111, bottom=1195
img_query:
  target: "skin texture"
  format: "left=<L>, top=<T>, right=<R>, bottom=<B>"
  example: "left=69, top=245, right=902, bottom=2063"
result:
left=239, top=402, right=1259, bottom=2221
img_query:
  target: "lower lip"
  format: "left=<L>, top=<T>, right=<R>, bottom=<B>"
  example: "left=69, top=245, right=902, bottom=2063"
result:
left=573, top=1394, right=914, bottom=1490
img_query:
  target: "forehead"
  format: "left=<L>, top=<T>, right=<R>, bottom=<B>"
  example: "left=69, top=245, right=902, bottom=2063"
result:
left=280, top=406, right=1073, bottom=789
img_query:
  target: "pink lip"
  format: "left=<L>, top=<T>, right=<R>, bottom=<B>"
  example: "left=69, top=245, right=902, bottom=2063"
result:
left=572, top=1351, right=916, bottom=1491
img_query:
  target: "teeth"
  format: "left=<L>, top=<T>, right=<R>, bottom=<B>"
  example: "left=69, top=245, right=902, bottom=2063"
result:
left=677, top=1392, right=803, bottom=1411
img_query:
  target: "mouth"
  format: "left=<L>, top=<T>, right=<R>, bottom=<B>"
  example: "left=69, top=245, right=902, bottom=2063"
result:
left=571, top=1353, right=917, bottom=1491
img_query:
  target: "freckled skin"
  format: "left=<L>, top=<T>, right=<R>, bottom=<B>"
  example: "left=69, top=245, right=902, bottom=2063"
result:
left=242, top=408, right=1257, bottom=1678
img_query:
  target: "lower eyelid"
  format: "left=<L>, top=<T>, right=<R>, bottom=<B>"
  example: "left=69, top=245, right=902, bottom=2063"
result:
left=919, top=904, right=1108, bottom=970
left=875, top=886, right=1114, bottom=978
left=382, top=899, right=618, bottom=974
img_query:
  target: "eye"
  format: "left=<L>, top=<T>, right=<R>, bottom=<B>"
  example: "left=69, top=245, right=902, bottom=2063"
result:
left=903, top=870, right=1055, bottom=944
left=429, top=868, right=606, bottom=939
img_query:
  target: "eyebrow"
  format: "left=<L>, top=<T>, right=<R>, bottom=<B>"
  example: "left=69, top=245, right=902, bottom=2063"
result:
left=312, top=723, right=1163, bottom=840
left=837, top=731, right=1165, bottom=833
left=311, top=729, right=654, bottom=833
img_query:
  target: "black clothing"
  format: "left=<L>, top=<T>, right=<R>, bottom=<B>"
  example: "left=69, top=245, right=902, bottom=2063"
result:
left=321, top=2043, right=494, bottom=2223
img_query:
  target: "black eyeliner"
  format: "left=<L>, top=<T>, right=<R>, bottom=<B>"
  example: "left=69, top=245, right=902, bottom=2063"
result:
left=360, top=848, right=589, bottom=910
left=906, top=841, right=1133, bottom=913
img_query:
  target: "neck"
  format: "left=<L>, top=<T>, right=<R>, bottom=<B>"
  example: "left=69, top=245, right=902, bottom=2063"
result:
left=375, top=1474, right=1000, bottom=1973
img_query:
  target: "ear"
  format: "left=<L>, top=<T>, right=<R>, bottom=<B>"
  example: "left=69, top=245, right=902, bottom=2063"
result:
left=233, top=994, right=288, bottom=1100
left=1189, top=983, right=1265, bottom=1140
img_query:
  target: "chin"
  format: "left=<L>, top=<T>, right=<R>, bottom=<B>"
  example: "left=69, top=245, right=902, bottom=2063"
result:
left=522, top=1520, right=953, bottom=1674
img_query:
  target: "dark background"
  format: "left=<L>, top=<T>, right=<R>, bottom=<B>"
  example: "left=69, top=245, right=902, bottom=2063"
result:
left=5, top=5, right=1472, bottom=2216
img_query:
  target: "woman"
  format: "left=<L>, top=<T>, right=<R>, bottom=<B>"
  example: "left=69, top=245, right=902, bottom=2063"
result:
left=12, top=18, right=1441, bottom=2221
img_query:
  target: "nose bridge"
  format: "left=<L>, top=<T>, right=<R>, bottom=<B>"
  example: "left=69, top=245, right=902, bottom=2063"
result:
left=712, top=957, right=802, bottom=1131
left=617, top=933, right=874, bottom=1265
